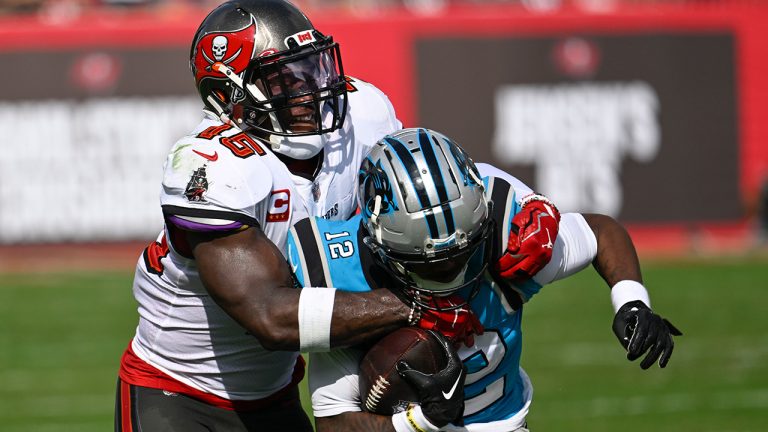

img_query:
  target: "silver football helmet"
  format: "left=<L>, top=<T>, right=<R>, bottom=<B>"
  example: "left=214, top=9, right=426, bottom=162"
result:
left=358, top=128, right=491, bottom=310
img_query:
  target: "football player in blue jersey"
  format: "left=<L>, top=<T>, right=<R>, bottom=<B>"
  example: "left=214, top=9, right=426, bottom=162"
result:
left=287, top=128, right=682, bottom=432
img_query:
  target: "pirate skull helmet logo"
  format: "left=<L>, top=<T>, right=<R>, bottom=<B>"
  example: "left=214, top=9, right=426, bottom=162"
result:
left=211, top=36, right=228, bottom=61
left=189, top=0, right=348, bottom=143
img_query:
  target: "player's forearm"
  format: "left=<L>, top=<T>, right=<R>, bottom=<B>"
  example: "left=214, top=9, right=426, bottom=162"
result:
left=243, top=288, right=409, bottom=351
left=329, top=290, right=410, bottom=348
left=582, top=213, right=643, bottom=286
left=209, top=279, right=409, bottom=351
left=211, top=285, right=410, bottom=351
left=316, top=412, right=396, bottom=432
left=190, top=227, right=409, bottom=351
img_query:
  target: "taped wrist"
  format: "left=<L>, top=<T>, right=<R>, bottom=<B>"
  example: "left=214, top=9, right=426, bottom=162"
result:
left=391, top=406, right=440, bottom=432
left=520, top=193, right=560, bottom=220
left=611, top=280, right=651, bottom=314
left=298, top=287, right=336, bottom=352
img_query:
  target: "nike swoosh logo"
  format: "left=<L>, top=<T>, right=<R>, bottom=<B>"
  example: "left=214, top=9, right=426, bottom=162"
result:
left=442, top=374, right=462, bottom=400
left=287, top=244, right=299, bottom=274
left=193, top=149, right=218, bottom=162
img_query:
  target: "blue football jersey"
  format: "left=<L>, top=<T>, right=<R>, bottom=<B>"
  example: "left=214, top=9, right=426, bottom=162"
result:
left=287, top=174, right=546, bottom=425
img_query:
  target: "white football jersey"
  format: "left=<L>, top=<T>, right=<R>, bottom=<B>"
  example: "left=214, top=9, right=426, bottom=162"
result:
left=126, top=78, right=401, bottom=401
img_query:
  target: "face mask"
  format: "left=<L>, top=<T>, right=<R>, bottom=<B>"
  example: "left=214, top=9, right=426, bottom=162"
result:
left=269, top=101, right=336, bottom=160
left=408, top=266, right=468, bottom=294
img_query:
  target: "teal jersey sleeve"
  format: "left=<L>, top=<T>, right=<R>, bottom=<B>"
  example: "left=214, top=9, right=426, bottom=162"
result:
left=483, top=175, right=544, bottom=303
left=287, top=216, right=372, bottom=292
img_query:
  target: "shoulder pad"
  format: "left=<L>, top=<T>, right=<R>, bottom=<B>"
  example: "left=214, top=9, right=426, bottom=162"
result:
left=161, top=130, right=273, bottom=220
left=477, top=163, right=533, bottom=204
left=483, top=175, right=517, bottom=267
left=485, top=176, right=517, bottom=224
left=346, top=76, right=401, bottom=130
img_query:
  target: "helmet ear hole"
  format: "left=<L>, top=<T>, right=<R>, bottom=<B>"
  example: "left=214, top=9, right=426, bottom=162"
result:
left=212, top=89, right=229, bottom=104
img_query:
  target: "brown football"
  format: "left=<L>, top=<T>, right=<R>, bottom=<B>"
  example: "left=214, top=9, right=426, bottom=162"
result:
left=359, top=327, right=447, bottom=415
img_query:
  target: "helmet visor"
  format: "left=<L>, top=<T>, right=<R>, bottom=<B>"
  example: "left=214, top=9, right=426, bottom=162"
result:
left=244, top=41, right=346, bottom=136
left=260, top=49, right=341, bottom=98
left=370, top=217, right=493, bottom=311
left=406, top=245, right=477, bottom=284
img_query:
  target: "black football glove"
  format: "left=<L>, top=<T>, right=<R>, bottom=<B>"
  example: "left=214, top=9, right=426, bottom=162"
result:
left=612, top=300, right=683, bottom=369
left=396, top=330, right=466, bottom=427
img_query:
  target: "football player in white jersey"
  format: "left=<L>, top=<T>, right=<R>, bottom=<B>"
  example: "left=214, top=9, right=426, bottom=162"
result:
left=115, top=2, right=486, bottom=431
left=287, top=128, right=682, bottom=432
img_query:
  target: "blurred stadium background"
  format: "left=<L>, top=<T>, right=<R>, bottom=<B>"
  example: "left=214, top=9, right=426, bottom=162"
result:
left=1, top=0, right=767, bottom=430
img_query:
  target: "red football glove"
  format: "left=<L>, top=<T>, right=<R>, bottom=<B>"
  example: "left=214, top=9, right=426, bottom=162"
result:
left=494, top=195, right=561, bottom=282
left=415, top=294, right=484, bottom=347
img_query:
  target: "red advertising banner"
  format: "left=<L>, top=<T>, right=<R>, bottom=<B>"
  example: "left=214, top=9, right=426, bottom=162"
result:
left=0, top=2, right=766, bottom=242
left=418, top=33, right=739, bottom=222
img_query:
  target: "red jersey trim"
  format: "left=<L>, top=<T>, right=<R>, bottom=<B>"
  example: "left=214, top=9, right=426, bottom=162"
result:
left=118, top=341, right=305, bottom=411
left=119, top=379, right=134, bottom=431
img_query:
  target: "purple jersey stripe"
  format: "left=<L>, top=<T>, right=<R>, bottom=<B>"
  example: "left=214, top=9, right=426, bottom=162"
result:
left=167, top=215, right=244, bottom=232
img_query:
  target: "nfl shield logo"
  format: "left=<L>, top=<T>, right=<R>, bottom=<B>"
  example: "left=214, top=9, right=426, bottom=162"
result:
left=312, top=182, right=321, bottom=202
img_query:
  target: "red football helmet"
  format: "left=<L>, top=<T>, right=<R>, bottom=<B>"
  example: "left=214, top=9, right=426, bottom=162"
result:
left=190, top=0, right=347, bottom=158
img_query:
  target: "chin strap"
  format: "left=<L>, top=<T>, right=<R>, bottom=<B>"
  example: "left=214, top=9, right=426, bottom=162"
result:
left=268, top=99, right=333, bottom=159
left=370, top=195, right=383, bottom=244
left=268, top=133, right=325, bottom=160
left=468, top=167, right=484, bottom=188
left=206, top=96, right=237, bottom=127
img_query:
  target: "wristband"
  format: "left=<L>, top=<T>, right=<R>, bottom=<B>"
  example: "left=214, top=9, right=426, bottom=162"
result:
left=520, top=193, right=559, bottom=217
left=610, top=280, right=651, bottom=313
left=298, top=287, right=336, bottom=352
left=391, top=406, right=440, bottom=432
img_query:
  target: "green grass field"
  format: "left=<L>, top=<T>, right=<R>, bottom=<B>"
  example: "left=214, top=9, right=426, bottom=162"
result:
left=1, top=256, right=767, bottom=431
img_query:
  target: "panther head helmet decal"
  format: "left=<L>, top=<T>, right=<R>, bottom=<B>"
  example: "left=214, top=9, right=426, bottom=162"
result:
left=359, top=158, right=399, bottom=219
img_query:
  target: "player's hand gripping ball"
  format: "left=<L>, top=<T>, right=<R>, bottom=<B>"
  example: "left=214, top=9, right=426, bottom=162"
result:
left=359, top=328, right=466, bottom=426
left=495, top=194, right=561, bottom=282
